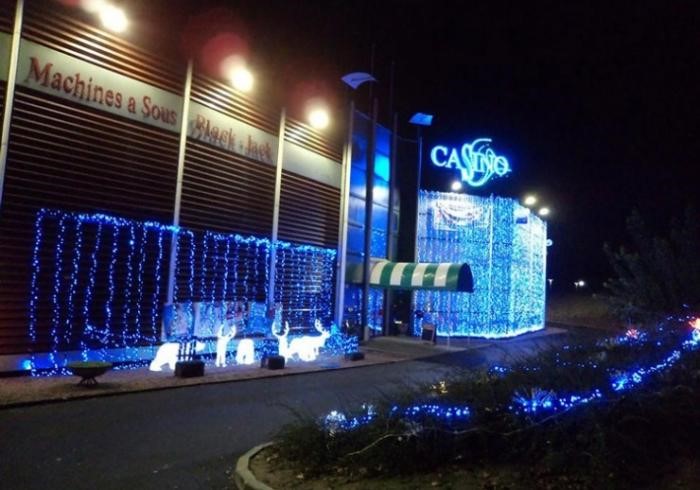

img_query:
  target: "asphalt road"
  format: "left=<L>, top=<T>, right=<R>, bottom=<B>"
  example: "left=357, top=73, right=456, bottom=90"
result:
left=0, top=331, right=576, bottom=490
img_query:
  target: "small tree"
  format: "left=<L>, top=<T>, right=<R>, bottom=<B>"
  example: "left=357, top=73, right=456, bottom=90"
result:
left=604, top=205, right=700, bottom=321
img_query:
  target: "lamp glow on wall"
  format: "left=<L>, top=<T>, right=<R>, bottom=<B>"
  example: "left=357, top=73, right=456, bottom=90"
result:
left=305, top=98, right=331, bottom=130
left=222, top=56, right=254, bottom=93
left=82, top=0, right=129, bottom=33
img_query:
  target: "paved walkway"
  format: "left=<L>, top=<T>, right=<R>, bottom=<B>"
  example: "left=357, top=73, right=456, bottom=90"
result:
left=0, top=335, right=473, bottom=408
left=0, top=326, right=576, bottom=490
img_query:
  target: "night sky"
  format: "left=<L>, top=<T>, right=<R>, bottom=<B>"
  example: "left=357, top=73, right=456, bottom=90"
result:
left=71, top=0, right=700, bottom=290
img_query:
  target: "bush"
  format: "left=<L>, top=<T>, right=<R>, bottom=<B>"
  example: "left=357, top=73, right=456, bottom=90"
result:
left=274, top=322, right=700, bottom=488
left=604, top=205, right=700, bottom=321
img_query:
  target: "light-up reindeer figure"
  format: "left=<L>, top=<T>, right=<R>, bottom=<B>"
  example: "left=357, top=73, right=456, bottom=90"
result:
left=215, top=324, right=237, bottom=367
left=150, top=339, right=205, bottom=372
left=235, top=338, right=256, bottom=365
left=273, top=319, right=330, bottom=362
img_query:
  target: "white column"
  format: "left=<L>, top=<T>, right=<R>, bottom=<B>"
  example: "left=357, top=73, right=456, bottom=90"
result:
left=334, top=101, right=354, bottom=327
left=0, top=0, right=24, bottom=210
left=165, top=60, right=193, bottom=304
left=267, top=108, right=286, bottom=306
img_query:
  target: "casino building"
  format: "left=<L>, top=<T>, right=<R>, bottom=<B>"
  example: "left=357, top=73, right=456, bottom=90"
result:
left=0, top=1, right=546, bottom=373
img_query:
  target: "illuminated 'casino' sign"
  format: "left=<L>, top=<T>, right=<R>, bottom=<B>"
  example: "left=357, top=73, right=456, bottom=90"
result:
left=430, top=138, right=510, bottom=187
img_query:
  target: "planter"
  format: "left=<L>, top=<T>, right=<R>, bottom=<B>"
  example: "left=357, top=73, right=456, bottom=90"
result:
left=66, top=361, right=113, bottom=387
left=174, top=360, right=205, bottom=378
left=260, top=355, right=285, bottom=370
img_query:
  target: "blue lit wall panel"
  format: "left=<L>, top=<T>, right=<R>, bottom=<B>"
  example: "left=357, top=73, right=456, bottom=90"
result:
left=344, top=112, right=392, bottom=332
left=415, top=191, right=546, bottom=338
left=27, top=209, right=337, bottom=372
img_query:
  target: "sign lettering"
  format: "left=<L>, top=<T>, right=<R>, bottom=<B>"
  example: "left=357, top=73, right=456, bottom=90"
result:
left=430, top=138, right=510, bottom=187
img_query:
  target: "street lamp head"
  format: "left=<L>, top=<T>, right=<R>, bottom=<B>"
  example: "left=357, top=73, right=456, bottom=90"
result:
left=308, top=107, right=330, bottom=130
left=523, top=195, right=537, bottom=206
left=97, top=3, right=128, bottom=33
left=538, top=207, right=550, bottom=217
left=230, top=66, right=254, bottom=92
left=409, top=112, right=434, bottom=126
left=341, top=72, right=377, bottom=90
left=450, top=180, right=462, bottom=191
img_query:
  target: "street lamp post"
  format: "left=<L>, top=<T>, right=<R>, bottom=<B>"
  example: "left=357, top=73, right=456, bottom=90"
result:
left=408, top=113, right=433, bottom=335
left=336, top=73, right=377, bottom=337
left=267, top=108, right=287, bottom=309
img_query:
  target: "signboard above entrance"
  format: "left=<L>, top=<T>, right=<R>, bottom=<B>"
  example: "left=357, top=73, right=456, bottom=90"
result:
left=430, top=138, right=510, bottom=187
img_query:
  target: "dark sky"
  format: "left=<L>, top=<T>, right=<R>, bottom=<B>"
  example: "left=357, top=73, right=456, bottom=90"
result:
left=66, top=0, right=700, bottom=290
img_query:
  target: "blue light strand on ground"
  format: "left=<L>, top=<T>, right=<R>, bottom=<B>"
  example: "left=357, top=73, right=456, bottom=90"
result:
left=322, top=326, right=700, bottom=432
left=323, top=403, right=471, bottom=435
left=610, top=349, right=682, bottom=392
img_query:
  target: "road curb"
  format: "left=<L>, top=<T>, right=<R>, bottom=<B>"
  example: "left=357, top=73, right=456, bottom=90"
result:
left=235, top=442, right=276, bottom=490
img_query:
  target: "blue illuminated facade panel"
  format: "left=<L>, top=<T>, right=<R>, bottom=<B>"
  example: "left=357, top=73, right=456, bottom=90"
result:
left=344, top=113, right=392, bottom=332
left=415, top=191, right=546, bottom=338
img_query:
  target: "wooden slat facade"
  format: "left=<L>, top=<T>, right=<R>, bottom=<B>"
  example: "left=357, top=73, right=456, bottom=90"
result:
left=285, top=118, right=342, bottom=162
left=278, top=170, right=340, bottom=248
left=0, top=1, right=344, bottom=361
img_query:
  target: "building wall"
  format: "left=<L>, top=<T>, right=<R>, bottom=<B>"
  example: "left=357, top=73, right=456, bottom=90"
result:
left=415, top=191, right=547, bottom=338
left=0, top=1, right=342, bottom=363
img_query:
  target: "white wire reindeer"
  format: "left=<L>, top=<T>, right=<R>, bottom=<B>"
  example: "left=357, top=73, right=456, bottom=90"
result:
left=215, top=324, right=237, bottom=367
left=215, top=324, right=256, bottom=366
left=149, top=339, right=205, bottom=372
left=272, top=319, right=330, bottom=362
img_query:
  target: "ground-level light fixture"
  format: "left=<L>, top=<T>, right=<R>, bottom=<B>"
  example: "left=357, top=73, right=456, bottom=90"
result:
left=451, top=180, right=462, bottom=191
left=523, top=195, right=537, bottom=206
left=538, top=207, right=550, bottom=217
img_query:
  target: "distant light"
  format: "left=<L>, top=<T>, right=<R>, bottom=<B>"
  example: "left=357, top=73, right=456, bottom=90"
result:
left=450, top=180, right=462, bottom=191
left=98, top=4, right=128, bottom=33
left=409, top=112, right=434, bottom=126
left=231, top=66, right=254, bottom=92
left=538, top=207, right=550, bottom=217
left=308, top=107, right=330, bottom=130
left=523, top=195, right=537, bottom=206
left=574, top=280, right=586, bottom=288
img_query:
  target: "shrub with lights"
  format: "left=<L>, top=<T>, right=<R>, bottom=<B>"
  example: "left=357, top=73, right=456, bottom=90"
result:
left=276, top=317, right=700, bottom=487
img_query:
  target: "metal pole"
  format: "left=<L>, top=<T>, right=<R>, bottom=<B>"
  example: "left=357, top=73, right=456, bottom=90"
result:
left=361, top=99, right=378, bottom=338
left=166, top=59, right=193, bottom=304
left=0, top=0, right=24, bottom=210
left=410, top=127, right=423, bottom=335
left=384, top=112, right=398, bottom=335
left=335, top=101, right=354, bottom=327
left=268, top=108, right=286, bottom=307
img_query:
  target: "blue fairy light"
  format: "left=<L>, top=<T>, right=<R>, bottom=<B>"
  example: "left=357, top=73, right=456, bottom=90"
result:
left=512, top=387, right=556, bottom=413
left=29, top=209, right=341, bottom=374
left=415, top=191, right=546, bottom=338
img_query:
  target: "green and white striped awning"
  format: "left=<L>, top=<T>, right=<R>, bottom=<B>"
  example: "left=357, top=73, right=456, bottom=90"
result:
left=347, top=259, right=474, bottom=292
